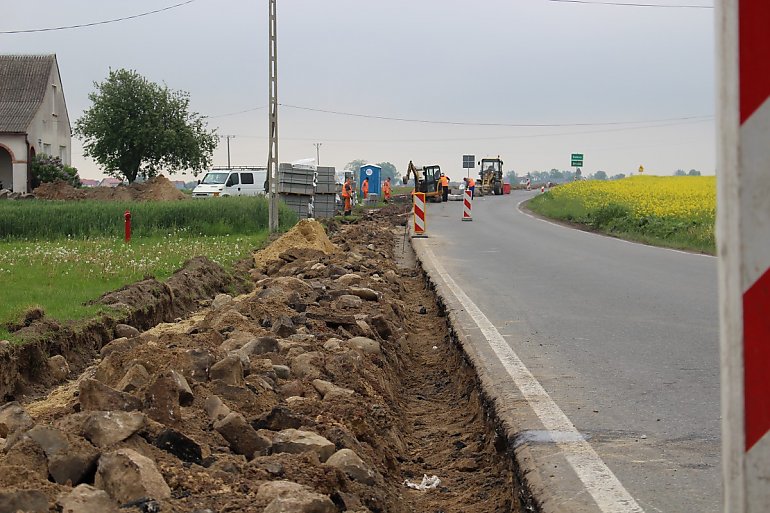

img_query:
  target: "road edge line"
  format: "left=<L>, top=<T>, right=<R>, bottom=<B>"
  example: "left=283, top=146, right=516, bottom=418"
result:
left=413, top=239, right=646, bottom=513
left=516, top=197, right=715, bottom=259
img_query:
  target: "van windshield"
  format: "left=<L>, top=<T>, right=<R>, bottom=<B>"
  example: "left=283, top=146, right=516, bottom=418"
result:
left=201, top=172, right=229, bottom=184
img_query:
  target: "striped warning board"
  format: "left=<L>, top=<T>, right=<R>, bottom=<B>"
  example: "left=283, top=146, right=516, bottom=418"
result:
left=719, top=1, right=770, bottom=511
left=462, top=189, right=472, bottom=221
left=412, top=192, right=427, bottom=237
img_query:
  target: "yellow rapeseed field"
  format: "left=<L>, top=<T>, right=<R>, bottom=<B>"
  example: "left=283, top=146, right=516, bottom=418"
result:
left=547, top=176, right=716, bottom=220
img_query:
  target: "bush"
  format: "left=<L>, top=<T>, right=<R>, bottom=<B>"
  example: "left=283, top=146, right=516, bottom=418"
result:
left=30, top=154, right=81, bottom=189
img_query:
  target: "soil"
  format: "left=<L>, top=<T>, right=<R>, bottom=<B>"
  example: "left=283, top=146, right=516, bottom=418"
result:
left=32, top=175, right=187, bottom=201
left=0, top=208, right=519, bottom=512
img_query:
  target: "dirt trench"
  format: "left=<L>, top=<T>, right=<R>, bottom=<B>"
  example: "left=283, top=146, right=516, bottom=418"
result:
left=0, top=209, right=519, bottom=513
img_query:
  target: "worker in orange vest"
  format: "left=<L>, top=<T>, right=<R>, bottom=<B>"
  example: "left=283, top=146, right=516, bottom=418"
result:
left=361, top=177, right=369, bottom=201
left=382, top=176, right=392, bottom=203
left=439, top=173, right=449, bottom=202
left=464, top=176, right=476, bottom=199
left=342, top=178, right=353, bottom=216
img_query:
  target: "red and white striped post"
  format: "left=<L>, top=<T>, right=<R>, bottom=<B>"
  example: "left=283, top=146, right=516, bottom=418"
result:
left=412, top=192, right=427, bottom=237
left=718, top=1, right=770, bottom=511
left=462, top=189, right=472, bottom=221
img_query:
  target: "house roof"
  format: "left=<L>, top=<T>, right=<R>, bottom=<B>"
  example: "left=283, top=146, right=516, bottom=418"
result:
left=0, top=54, right=55, bottom=133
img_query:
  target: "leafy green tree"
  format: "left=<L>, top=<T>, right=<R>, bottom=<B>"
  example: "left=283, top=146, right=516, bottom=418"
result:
left=674, top=169, right=687, bottom=176
left=74, top=69, right=217, bottom=183
left=688, top=169, right=701, bottom=176
left=506, top=170, right=517, bottom=184
left=344, top=159, right=368, bottom=182
left=593, top=170, right=608, bottom=180
left=611, top=173, right=626, bottom=180
left=375, top=162, right=398, bottom=181
left=548, top=169, right=564, bottom=182
left=30, top=154, right=81, bottom=189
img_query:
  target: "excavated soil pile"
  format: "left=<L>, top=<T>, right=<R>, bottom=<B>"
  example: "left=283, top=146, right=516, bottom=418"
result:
left=0, top=208, right=517, bottom=513
left=253, top=219, right=339, bottom=271
left=0, top=256, right=250, bottom=403
left=33, top=175, right=187, bottom=201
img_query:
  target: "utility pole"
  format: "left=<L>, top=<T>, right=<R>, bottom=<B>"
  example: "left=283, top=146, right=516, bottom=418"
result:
left=314, top=142, right=322, bottom=166
left=267, top=0, right=279, bottom=232
left=222, top=135, right=236, bottom=168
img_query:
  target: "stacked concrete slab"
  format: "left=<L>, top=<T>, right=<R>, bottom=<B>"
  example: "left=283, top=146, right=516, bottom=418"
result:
left=278, top=163, right=316, bottom=219
left=313, top=166, right=338, bottom=218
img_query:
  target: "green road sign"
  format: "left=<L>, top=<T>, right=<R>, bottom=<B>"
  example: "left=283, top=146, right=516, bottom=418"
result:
left=571, top=153, right=584, bottom=167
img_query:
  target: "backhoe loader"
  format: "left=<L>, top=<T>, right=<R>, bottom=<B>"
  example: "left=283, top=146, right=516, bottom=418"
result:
left=402, top=161, right=443, bottom=202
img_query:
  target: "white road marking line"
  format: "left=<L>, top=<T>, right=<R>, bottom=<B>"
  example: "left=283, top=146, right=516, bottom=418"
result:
left=515, top=197, right=715, bottom=259
left=423, top=244, right=645, bottom=513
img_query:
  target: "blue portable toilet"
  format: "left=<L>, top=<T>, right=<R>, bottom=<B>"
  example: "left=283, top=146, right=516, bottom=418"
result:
left=359, top=165, right=381, bottom=196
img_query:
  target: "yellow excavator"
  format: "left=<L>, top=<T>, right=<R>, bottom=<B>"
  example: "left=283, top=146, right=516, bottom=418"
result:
left=402, top=161, right=443, bottom=201
left=477, top=156, right=504, bottom=196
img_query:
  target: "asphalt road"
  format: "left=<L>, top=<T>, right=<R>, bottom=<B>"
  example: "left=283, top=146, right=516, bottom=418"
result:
left=422, top=190, right=720, bottom=513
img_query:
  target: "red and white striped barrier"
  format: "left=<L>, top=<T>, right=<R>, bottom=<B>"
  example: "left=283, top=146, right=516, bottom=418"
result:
left=462, top=189, right=472, bottom=221
left=719, top=2, right=770, bottom=511
left=412, top=192, right=427, bottom=237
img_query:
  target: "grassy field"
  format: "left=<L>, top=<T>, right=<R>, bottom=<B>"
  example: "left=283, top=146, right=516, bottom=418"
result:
left=0, top=197, right=297, bottom=340
left=0, top=196, right=296, bottom=240
left=528, top=176, right=716, bottom=254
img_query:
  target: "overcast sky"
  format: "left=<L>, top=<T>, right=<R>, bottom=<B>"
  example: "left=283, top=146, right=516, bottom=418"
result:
left=3, top=0, right=715, bottom=179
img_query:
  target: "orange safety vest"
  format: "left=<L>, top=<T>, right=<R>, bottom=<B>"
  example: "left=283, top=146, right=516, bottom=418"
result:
left=440, top=176, right=449, bottom=187
left=468, top=178, right=475, bottom=188
left=383, top=180, right=391, bottom=196
left=342, top=181, right=351, bottom=198
left=362, top=180, right=369, bottom=197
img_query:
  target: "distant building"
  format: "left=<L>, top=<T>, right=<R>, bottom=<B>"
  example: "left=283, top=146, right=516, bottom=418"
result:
left=80, top=179, right=100, bottom=188
left=0, top=54, right=71, bottom=193
left=98, top=177, right=122, bottom=188
left=171, top=180, right=186, bottom=190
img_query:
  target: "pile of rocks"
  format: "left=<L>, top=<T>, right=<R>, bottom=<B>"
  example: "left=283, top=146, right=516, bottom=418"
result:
left=0, top=215, right=424, bottom=512
left=0, top=188, right=34, bottom=200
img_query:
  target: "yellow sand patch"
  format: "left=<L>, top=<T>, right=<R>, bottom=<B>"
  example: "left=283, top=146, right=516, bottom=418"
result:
left=254, top=219, right=338, bottom=269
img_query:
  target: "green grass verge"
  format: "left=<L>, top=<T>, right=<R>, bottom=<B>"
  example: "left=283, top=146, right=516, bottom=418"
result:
left=0, top=196, right=296, bottom=240
left=0, top=233, right=269, bottom=341
left=527, top=194, right=715, bottom=254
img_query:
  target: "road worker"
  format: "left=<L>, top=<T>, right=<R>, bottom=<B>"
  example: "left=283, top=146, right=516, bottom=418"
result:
left=439, top=173, right=450, bottom=202
left=361, top=177, right=369, bottom=201
left=383, top=176, right=392, bottom=203
left=342, top=178, right=353, bottom=216
left=465, top=176, right=476, bottom=199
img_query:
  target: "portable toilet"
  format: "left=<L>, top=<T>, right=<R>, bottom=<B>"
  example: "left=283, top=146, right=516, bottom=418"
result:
left=359, top=165, right=381, bottom=197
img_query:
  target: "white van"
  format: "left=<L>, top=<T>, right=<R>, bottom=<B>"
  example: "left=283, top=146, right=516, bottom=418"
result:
left=192, top=167, right=267, bottom=198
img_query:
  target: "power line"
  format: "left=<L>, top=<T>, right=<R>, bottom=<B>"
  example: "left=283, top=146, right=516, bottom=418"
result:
left=206, top=106, right=267, bottom=119
left=546, top=0, right=713, bottom=8
left=218, top=116, right=713, bottom=143
left=0, top=0, right=197, bottom=34
left=279, top=103, right=712, bottom=128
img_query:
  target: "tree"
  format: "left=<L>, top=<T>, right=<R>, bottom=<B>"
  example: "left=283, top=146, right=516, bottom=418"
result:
left=30, top=154, right=81, bottom=189
left=674, top=169, right=687, bottom=176
left=74, top=69, right=218, bottom=183
left=593, top=170, right=608, bottom=180
left=611, top=173, right=626, bottom=180
left=375, top=162, right=398, bottom=181
left=688, top=169, right=701, bottom=176
left=548, top=169, right=564, bottom=182
left=344, top=159, right=368, bottom=182
left=506, top=170, right=517, bottom=185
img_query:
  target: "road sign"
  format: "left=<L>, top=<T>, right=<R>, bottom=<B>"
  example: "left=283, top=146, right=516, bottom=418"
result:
left=719, top=2, right=770, bottom=512
left=463, top=155, right=475, bottom=169
left=571, top=153, right=584, bottom=167
left=639, top=165, right=644, bottom=174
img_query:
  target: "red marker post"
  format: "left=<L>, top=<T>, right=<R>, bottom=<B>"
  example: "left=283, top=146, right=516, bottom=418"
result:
left=124, top=210, right=131, bottom=243
left=719, top=1, right=770, bottom=511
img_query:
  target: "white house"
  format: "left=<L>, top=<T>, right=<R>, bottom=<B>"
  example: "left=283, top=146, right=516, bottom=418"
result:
left=0, top=54, right=71, bottom=193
